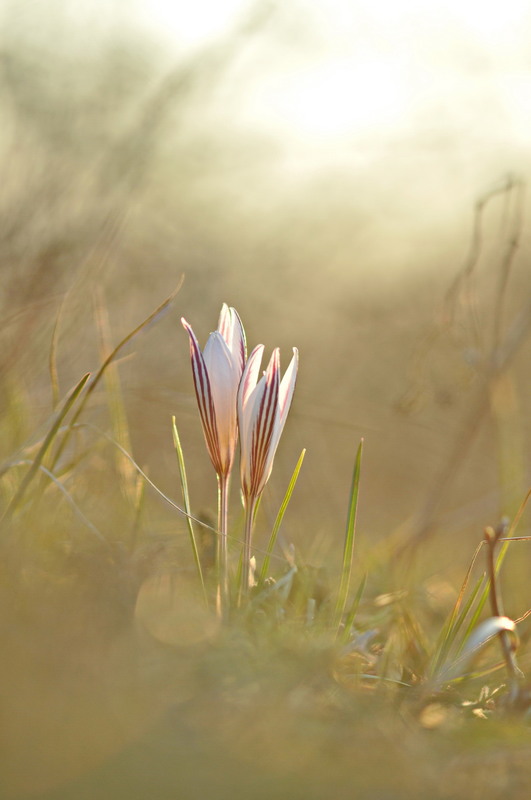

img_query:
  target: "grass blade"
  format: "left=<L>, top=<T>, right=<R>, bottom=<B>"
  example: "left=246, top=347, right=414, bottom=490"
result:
left=439, top=616, right=518, bottom=682
left=172, top=416, right=207, bottom=605
left=440, top=495, right=530, bottom=670
left=49, top=292, right=69, bottom=409
left=67, top=421, right=219, bottom=533
left=130, top=471, right=147, bottom=551
left=35, top=462, right=107, bottom=543
left=456, top=510, right=527, bottom=659
left=1, top=372, right=91, bottom=524
left=49, top=280, right=183, bottom=471
left=431, top=573, right=485, bottom=679
left=94, top=288, right=137, bottom=503
left=259, top=448, right=306, bottom=585
left=338, top=572, right=367, bottom=644
left=430, top=539, right=486, bottom=673
left=506, top=486, right=531, bottom=539
left=335, top=439, right=363, bottom=627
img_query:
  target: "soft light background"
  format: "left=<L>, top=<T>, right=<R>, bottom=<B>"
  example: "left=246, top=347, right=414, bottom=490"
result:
left=1, top=0, right=530, bottom=576
left=2, top=3, right=531, bottom=797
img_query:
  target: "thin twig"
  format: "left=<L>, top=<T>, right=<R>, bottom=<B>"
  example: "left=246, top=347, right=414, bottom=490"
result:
left=484, top=521, right=524, bottom=701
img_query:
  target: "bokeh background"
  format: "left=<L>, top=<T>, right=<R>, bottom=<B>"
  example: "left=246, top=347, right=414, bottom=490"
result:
left=3, top=0, right=530, bottom=567
left=2, top=1, right=531, bottom=797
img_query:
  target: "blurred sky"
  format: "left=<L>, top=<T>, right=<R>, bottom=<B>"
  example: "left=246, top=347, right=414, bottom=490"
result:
left=10, top=0, right=528, bottom=162
left=134, top=0, right=531, bottom=158
left=3, top=0, right=531, bottom=243
left=119, top=0, right=531, bottom=265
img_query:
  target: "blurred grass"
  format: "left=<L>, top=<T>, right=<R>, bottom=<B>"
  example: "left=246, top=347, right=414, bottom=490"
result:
left=1, top=3, right=531, bottom=798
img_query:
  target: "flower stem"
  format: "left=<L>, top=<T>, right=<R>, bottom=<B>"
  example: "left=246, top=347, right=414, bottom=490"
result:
left=240, top=496, right=257, bottom=603
left=217, top=473, right=230, bottom=620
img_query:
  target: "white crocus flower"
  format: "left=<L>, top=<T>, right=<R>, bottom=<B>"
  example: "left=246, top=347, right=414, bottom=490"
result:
left=237, top=344, right=298, bottom=596
left=238, top=345, right=299, bottom=503
left=182, top=304, right=246, bottom=478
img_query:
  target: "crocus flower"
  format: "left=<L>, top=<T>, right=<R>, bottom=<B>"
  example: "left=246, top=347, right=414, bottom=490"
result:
left=238, top=345, right=298, bottom=505
left=182, top=304, right=246, bottom=478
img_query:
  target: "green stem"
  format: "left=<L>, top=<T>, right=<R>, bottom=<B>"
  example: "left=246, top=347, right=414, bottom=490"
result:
left=217, top=473, right=230, bottom=620
left=240, top=495, right=257, bottom=603
left=171, top=418, right=207, bottom=606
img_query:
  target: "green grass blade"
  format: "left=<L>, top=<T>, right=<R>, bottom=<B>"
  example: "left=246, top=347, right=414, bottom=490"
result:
left=431, top=573, right=485, bottom=678
left=62, top=422, right=303, bottom=570
left=454, top=543, right=512, bottom=660
left=94, top=288, right=137, bottom=503
left=68, top=421, right=218, bottom=533
left=487, top=488, right=531, bottom=584
left=358, top=674, right=412, bottom=688
left=456, top=581, right=491, bottom=656
left=334, top=438, right=363, bottom=627
left=446, top=496, right=530, bottom=663
left=457, top=533, right=519, bottom=658
left=172, top=416, right=207, bottom=605
left=49, top=281, right=183, bottom=471
left=440, top=616, right=518, bottom=683
left=1, top=372, right=91, bottom=524
left=506, top=486, right=531, bottom=539
left=259, top=448, right=306, bottom=584
left=338, top=572, right=367, bottom=644
left=35, top=462, right=107, bottom=543
left=48, top=293, right=69, bottom=410
left=0, top=372, right=90, bottom=522
left=430, top=539, right=486, bottom=672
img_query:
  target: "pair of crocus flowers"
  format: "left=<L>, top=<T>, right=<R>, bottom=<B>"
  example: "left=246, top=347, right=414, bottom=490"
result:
left=181, top=304, right=298, bottom=507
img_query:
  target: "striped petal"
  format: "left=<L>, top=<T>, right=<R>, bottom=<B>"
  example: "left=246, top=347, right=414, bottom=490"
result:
left=238, top=345, right=263, bottom=492
left=239, top=346, right=297, bottom=502
left=183, top=304, right=297, bottom=499
left=249, top=349, right=280, bottom=498
left=182, top=306, right=247, bottom=478
left=261, top=348, right=299, bottom=489
left=181, top=317, right=222, bottom=474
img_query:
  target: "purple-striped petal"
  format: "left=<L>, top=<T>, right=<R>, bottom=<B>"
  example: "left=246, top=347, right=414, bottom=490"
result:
left=238, top=345, right=297, bottom=502
left=182, top=305, right=247, bottom=478
left=261, top=348, right=298, bottom=489
left=181, top=317, right=222, bottom=474
left=249, top=349, right=280, bottom=497
left=183, top=303, right=296, bottom=497
left=238, top=345, right=264, bottom=493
